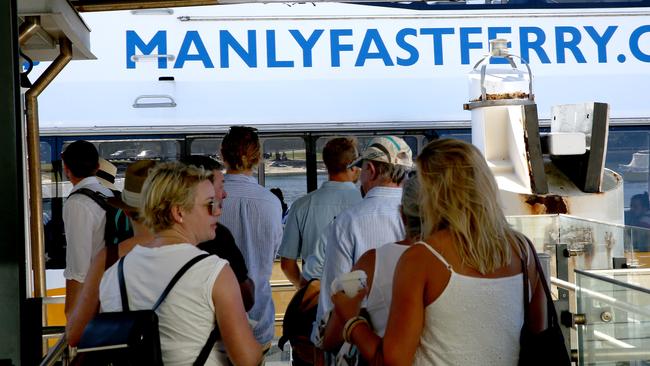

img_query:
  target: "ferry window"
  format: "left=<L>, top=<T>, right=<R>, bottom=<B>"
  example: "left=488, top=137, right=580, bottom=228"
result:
left=436, top=131, right=472, bottom=143
left=190, top=138, right=223, bottom=161
left=606, top=130, right=650, bottom=214
left=262, top=138, right=307, bottom=207
left=40, top=141, right=54, bottom=220
left=41, top=141, right=55, bottom=200
left=61, top=139, right=180, bottom=193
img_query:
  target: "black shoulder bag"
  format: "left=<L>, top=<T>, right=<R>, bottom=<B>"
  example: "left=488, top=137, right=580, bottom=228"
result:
left=518, top=238, right=571, bottom=366
left=76, top=253, right=219, bottom=366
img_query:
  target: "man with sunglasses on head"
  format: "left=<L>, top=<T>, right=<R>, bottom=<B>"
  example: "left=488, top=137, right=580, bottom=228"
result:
left=218, top=126, right=283, bottom=358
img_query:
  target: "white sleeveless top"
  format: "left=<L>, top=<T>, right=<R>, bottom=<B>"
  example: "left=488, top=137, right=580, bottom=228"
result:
left=412, top=242, right=525, bottom=366
left=365, top=242, right=409, bottom=336
left=100, top=244, right=228, bottom=366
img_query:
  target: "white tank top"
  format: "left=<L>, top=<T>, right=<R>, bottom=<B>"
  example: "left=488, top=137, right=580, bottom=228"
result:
left=412, top=242, right=525, bottom=366
left=365, top=242, right=409, bottom=336
left=100, top=244, right=228, bottom=366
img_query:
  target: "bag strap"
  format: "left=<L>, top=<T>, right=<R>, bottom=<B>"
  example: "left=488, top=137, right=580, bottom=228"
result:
left=71, top=188, right=121, bottom=268
left=117, top=253, right=212, bottom=312
left=118, top=256, right=130, bottom=311
left=152, top=253, right=211, bottom=311
left=194, top=328, right=220, bottom=366
left=70, top=188, right=111, bottom=211
left=519, top=236, right=559, bottom=329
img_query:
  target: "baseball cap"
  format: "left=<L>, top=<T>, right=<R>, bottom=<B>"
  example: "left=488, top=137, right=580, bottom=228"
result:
left=348, top=136, right=413, bottom=169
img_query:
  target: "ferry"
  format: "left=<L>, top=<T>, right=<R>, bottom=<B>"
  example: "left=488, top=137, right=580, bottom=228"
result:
left=4, top=0, right=650, bottom=363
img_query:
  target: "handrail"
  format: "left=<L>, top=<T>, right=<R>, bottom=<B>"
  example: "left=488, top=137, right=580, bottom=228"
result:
left=552, top=277, right=650, bottom=318
left=40, top=336, right=68, bottom=366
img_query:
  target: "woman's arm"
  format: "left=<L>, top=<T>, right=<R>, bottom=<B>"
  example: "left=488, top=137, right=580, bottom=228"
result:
left=332, top=246, right=430, bottom=366
left=322, top=250, right=375, bottom=351
left=213, top=265, right=263, bottom=366
left=66, top=248, right=106, bottom=346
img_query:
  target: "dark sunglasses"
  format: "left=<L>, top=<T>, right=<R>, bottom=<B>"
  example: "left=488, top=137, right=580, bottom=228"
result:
left=203, top=200, right=220, bottom=216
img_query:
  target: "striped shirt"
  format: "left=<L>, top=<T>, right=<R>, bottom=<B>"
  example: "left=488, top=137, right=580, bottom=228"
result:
left=315, top=186, right=405, bottom=336
left=278, top=181, right=362, bottom=263
left=219, top=174, right=283, bottom=345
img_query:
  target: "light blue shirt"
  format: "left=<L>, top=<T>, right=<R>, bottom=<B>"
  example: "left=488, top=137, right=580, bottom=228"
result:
left=278, top=181, right=362, bottom=264
left=219, top=174, right=283, bottom=345
left=312, top=186, right=405, bottom=344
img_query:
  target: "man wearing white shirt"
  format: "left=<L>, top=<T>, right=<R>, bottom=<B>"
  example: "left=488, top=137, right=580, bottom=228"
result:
left=62, top=140, right=114, bottom=317
left=312, top=136, right=413, bottom=348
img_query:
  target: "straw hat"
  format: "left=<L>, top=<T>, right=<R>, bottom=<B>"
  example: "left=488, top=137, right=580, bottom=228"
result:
left=120, top=160, right=157, bottom=212
left=96, top=158, right=117, bottom=190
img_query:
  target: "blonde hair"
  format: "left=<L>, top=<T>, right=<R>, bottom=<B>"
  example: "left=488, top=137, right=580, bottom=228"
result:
left=141, top=161, right=213, bottom=233
left=417, top=139, right=516, bottom=274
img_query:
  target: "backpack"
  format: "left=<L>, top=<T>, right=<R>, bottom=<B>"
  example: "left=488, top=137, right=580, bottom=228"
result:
left=75, top=253, right=219, bottom=366
left=278, top=279, right=320, bottom=365
left=69, top=188, right=133, bottom=267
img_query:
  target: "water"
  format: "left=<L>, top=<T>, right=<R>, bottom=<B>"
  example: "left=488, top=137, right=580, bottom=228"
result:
left=264, top=174, right=329, bottom=206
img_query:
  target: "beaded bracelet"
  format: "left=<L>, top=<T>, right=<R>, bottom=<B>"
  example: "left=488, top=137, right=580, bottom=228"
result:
left=342, top=316, right=369, bottom=343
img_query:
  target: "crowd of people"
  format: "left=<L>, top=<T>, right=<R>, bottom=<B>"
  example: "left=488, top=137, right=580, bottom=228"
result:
left=61, top=128, right=550, bottom=366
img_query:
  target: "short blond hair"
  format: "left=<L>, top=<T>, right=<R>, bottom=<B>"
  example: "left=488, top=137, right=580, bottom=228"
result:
left=417, top=139, right=516, bottom=274
left=141, top=161, right=213, bottom=233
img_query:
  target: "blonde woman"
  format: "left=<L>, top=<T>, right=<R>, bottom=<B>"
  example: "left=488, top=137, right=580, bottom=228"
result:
left=98, top=162, right=262, bottom=366
left=332, top=139, right=546, bottom=366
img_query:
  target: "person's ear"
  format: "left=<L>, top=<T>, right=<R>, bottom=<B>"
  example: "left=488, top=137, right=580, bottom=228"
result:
left=367, top=161, right=378, bottom=180
left=171, top=205, right=184, bottom=224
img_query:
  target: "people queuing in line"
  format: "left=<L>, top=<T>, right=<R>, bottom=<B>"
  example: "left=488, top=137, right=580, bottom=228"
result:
left=62, top=140, right=116, bottom=317
left=321, top=172, right=421, bottom=353
left=98, top=162, right=262, bottom=365
left=218, top=126, right=283, bottom=356
left=66, top=159, right=157, bottom=346
left=330, top=138, right=547, bottom=366
left=311, top=136, right=413, bottom=350
left=62, top=131, right=555, bottom=366
left=279, top=137, right=362, bottom=288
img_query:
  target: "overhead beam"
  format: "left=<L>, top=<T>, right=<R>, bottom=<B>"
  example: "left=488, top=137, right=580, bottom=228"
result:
left=70, top=0, right=219, bottom=12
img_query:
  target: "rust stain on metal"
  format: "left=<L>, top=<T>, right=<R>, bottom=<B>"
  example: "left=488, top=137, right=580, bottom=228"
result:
left=524, top=194, right=569, bottom=214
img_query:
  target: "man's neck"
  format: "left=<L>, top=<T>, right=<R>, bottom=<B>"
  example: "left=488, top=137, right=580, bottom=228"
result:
left=70, top=176, right=83, bottom=186
left=328, top=172, right=354, bottom=182
left=226, top=169, right=254, bottom=176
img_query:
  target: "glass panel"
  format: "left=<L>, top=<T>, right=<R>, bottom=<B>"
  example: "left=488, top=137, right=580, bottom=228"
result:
left=190, top=138, right=222, bottom=160
left=576, top=269, right=650, bottom=365
left=606, top=131, right=650, bottom=214
left=263, top=138, right=307, bottom=208
left=506, top=214, right=636, bottom=282
left=61, top=139, right=180, bottom=195
left=436, top=131, right=472, bottom=143
left=41, top=141, right=55, bottom=200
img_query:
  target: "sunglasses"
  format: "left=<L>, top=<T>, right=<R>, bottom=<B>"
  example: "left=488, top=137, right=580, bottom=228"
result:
left=203, top=199, right=220, bottom=216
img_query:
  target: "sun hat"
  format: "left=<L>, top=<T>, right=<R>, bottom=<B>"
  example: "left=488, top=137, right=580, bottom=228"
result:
left=120, top=160, right=157, bottom=211
left=96, top=158, right=118, bottom=190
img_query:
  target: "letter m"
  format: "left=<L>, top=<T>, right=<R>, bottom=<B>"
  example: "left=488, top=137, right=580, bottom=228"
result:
left=126, top=30, right=167, bottom=69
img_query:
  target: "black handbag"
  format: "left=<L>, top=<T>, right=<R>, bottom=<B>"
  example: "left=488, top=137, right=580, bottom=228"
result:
left=76, top=253, right=217, bottom=366
left=518, top=238, right=571, bottom=366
